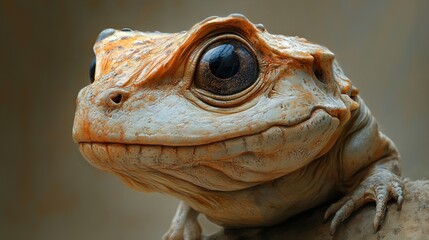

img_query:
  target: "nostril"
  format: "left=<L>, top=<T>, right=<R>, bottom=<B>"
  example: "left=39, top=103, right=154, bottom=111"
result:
left=313, top=66, right=325, bottom=83
left=110, top=93, right=123, bottom=104
left=311, top=53, right=335, bottom=85
left=96, top=89, right=129, bottom=109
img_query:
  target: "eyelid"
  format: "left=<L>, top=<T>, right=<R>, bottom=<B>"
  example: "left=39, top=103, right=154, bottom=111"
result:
left=201, top=34, right=257, bottom=59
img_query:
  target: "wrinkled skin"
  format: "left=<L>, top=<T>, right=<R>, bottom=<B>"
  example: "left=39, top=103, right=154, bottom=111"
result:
left=73, top=14, right=404, bottom=239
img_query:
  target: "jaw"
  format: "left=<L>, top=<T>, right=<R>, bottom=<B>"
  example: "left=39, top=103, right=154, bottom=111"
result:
left=78, top=109, right=341, bottom=192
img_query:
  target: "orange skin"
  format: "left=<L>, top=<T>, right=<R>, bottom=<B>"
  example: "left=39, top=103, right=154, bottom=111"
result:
left=73, top=14, right=403, bottom=239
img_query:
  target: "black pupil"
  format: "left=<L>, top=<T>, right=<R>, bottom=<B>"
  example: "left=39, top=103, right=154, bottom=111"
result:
left=205, top=44, right=240, bottom=79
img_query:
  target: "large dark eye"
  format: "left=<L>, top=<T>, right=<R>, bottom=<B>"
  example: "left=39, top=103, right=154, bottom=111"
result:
left=89, top=58, right=96, bottom=83
left=195, top=39, right=258, bottom=95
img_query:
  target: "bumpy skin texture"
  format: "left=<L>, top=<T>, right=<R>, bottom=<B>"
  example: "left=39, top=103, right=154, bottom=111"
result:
left=73, top=14, right=404, bottom=239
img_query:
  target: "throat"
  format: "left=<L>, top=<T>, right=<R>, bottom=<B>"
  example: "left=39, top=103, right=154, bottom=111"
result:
left=185, top=157, right=338, bottom=227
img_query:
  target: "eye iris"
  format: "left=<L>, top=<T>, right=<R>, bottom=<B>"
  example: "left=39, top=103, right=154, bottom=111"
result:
left=205, top=44, right=240, bottom=79
left=195, top=39, right=258, bottom=96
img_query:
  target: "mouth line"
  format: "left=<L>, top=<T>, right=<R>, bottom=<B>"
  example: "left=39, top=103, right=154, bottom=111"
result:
left=78, top=108, right=340, bottom=190
left=78, top=108, right=337, bottom=149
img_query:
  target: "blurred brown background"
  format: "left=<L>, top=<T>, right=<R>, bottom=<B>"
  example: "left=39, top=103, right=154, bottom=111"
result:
left=1, top=0, right=428, bottom=239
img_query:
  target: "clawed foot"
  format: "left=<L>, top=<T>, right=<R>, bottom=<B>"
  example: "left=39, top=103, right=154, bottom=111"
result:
left=324, top=169, right=404, bottom=235
left=162, top=202, right=202, bottom=240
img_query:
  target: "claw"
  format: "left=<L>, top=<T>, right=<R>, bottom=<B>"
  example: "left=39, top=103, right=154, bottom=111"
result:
left=397, top=195, right=404, bottom=210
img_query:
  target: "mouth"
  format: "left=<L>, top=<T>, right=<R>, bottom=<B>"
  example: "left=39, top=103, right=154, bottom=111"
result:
left=78, top=109, right=339, bottom=167
left=78, top=109, right=340, bottom=191
left=78, top=108, right=339, bottom=155
left=79, top=122, right=289, bottom=169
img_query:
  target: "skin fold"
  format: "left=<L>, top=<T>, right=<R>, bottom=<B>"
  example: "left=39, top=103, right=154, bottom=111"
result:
left=73, top=14, right=404, bottom=240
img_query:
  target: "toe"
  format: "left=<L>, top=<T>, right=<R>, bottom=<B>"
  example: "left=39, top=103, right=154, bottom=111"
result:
left=373, top=185, right=389, bottom=231
left=329, top=188, right=370, bottom=235
left=392, top=181, right=404, bottom=210
left=324, top=196, right=350, bottom=221
left=330, top=199, right=354, bottom=235
left=183, top=219, right=202, bottom=240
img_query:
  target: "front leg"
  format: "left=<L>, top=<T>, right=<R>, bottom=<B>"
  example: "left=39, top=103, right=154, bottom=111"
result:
left=163, top=201, right=202, bottom=240
left=324, top=97, right=404, bottom=235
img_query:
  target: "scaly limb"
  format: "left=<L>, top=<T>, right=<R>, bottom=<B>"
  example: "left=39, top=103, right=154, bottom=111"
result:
left=163, top=201, right=202, bottom=240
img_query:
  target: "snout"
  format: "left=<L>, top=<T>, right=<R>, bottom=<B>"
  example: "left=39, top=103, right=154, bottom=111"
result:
left=72, top=87, right=91, bottom=144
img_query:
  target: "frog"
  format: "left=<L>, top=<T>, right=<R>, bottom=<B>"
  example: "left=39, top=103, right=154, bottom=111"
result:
left=72, top=14, right=404, bottom=240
